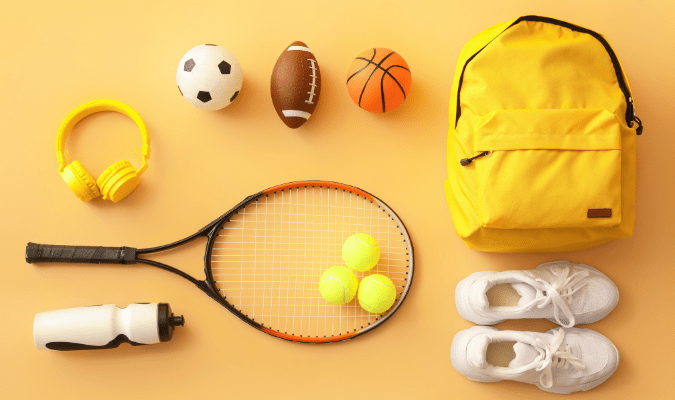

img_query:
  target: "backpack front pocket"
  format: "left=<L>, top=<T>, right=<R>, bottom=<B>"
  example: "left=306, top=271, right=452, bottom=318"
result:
left=471, top=109, right=622, bottom=229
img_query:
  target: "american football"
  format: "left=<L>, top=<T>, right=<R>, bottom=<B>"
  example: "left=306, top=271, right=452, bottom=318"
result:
left=270, top=41, right=321, bottom=128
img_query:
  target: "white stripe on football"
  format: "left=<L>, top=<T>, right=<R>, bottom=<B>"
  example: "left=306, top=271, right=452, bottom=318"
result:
left=287, top=46, right=311, bottom=52
left=282, top=110, right=311, bottom=119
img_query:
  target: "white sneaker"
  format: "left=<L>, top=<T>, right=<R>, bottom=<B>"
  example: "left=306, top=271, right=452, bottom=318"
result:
left=455, top=261, right=618, bottom=327
left=451, top=326, right=619, bottom=394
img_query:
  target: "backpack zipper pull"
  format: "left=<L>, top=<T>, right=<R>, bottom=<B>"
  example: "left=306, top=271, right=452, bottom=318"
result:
left=634, top=115, right=643, bottom=135
left=629, top=97, right=643, bottom=135
left=460, top=151, right=493, bottom=166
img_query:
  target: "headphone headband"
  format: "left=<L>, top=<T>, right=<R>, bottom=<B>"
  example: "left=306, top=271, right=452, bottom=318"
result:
left=56, top=99, right=150, bottom=175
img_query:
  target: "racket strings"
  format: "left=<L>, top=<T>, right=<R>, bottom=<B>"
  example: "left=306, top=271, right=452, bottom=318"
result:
left=210, top=186, right=411, bottom=338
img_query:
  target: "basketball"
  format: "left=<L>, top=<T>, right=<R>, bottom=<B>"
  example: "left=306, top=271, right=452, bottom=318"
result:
left=346, top=48, right=411, bottom=113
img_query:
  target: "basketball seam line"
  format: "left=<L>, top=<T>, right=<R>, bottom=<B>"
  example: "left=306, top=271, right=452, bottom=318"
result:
left=380, top=65, right=409, bottom=112
left=355, top=56, right=409, bottom=99
left=346, top=48, right=378, bottom=84
left=358, top=50, right=396, bottom=108
left=356, top=56, right=410, bottom=74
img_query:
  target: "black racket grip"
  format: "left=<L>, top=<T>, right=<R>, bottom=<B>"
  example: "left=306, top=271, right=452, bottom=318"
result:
left=26, top=243, right=137, bottom=264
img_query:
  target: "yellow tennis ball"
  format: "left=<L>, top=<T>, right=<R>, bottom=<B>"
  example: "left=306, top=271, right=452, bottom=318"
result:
left=319, top=266, right=359, bottom=305
left=358, top=274, right=396, bottom=313
left=342, top=233, right=380, bottom=272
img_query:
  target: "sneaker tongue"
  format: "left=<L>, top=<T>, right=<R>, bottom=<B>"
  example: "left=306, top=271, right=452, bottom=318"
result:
left=508, top=342, right=540, bottom=368
left=511, top=282, right=537, bottom=306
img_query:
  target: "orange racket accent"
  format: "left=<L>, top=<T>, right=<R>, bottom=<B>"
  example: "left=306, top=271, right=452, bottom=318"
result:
left=261, top=327, right=355, bottom=343
left=263, top=181, right=374, bottom=201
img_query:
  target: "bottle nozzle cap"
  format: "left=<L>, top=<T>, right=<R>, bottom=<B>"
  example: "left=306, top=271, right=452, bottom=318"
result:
left=158, top=303, right=184, bottom=342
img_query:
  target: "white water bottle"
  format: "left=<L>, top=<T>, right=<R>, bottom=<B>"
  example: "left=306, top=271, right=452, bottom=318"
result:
left=34, top=303, right=184, bottom=351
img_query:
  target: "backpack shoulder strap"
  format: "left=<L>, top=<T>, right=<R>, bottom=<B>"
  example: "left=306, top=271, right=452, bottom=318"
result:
left=449, top=17, right=520, bottom=125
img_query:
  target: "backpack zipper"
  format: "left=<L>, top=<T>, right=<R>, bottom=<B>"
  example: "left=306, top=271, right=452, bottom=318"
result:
left=459, top=114, right=643, bottom=166
left=634, top=114, right=643, bottom=135
left=454, top=16, right=640, bottom=132
left=460, top=151, right=492, bottom=166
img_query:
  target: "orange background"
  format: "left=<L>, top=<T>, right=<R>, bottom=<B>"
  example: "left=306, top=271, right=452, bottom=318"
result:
left=1, top=0, right=673, bottom=398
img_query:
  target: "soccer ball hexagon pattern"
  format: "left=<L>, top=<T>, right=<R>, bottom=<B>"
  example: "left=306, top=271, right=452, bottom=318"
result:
left=176, top=44, right=243, bottom=111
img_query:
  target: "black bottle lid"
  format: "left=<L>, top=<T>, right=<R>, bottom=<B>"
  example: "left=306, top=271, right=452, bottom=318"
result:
left=158, top=303, right=185, bottom=342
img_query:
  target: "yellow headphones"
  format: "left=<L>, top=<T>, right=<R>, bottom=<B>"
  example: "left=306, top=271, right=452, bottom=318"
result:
left=56, top=99, right=150, bottom=203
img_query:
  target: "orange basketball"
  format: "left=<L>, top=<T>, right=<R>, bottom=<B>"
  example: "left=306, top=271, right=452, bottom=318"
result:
left=346, top=48, right=411, bottom=113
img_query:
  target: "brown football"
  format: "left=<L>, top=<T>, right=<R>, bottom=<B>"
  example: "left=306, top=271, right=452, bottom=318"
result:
left=270, top=41, right=321, bottom=128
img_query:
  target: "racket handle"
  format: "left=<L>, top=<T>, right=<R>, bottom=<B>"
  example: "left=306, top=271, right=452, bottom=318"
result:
left=34, top=303, right=185, bottom=351
left=25, top=243, right=136, bottom=264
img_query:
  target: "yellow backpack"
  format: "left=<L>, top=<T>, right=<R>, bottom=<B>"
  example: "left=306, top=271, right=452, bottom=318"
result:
left=445, top=16, right=643, bottom=253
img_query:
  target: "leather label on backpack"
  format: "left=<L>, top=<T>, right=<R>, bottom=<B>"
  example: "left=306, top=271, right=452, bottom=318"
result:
left=587, top=209, right=612, bottom=218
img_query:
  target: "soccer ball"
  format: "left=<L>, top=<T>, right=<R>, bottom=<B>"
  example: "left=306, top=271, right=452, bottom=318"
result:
left=176, top=44, right=243, bottom=111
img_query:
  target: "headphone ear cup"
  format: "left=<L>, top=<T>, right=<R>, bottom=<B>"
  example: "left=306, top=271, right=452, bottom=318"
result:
left=60, top=161, right=101, bottom=202
left=97, top=160, right=140, bottom=203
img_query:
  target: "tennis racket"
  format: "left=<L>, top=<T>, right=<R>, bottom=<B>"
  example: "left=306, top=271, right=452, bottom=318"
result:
left=26, top=181, right=414, bottom=343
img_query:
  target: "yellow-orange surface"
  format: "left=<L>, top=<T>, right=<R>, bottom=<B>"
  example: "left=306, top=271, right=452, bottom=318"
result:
left=1, top=1, right=673, bottom=399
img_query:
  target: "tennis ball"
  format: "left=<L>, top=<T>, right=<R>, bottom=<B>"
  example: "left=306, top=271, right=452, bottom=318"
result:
left=319, top=266, right=359, bottom=305
left=358, top=274, right=396, bottom=313
left=342, top=233, right=380, bottom=272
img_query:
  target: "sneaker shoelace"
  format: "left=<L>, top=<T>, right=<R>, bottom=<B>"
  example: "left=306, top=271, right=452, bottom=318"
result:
left=522, top=266, right=590, bottom=328
left=534, top=328, right=586, bottom=389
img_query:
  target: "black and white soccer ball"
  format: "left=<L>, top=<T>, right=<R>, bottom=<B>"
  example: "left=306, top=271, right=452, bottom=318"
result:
left=176, top=44, right=243, bottom=111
